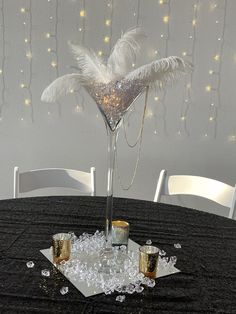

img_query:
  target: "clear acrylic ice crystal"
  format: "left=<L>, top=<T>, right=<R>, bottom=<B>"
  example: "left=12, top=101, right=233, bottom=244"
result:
left=60, top=286, right=69, bottom=295
left=55, top=230, right=178, bottom=297
left=174, top=243, right=182, bottom=249
left=26, top=261, right=34, bottom=268
left=116, top=295, right=126, bottom=302
left=41, top=269, right=50, bottom=277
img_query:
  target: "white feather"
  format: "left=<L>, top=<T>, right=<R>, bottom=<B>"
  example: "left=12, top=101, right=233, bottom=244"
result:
left=107, top=28, right=146, bottom=79
left=69, top=42, right=111, bottom=83
left=125, top=56, right=192, bottom=88
left=41, top=73, right=85, bottom=102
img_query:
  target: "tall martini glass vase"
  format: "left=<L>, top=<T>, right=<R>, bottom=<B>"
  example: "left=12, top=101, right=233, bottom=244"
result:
left=86, top=80, right=146, bottom=270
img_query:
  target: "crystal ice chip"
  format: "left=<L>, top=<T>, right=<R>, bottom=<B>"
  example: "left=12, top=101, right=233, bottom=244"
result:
left=147, top=279, right=156, bottom=288
left=170, top=256, right=177, bottom=265
left=41, top=269, right=50, bottom=277
left=135, top=285, right=144, bottom=293
left=146, top=239, right=152, bottom=245
left=174, top=243, right=182, bottom=249
left=116, top=295, right=126, bottom=302
left=60, top=286, right=69, bottom=295
left=159, top=249, right=166, bottom=256
left=26, top=261, right=35, bottom=268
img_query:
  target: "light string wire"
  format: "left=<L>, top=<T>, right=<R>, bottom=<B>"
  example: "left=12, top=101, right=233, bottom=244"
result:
left=204, top=0, right=227, bottom=138
left=73, top=0, right=86, bottom=114
left=178, top=0, right=199, bottom=137
left=20, top=0, right=34, bottom=122
left=0, top=0, right=6, bottom=119
left=152, top=0, right=171, bottom=136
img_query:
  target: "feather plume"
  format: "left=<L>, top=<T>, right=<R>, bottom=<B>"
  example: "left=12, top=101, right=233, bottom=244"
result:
left=41, top=73, right=86, bottom=102
left=107, top=28, right=146, bottom=79
left=125, top=56, right=192, bottom=88
left=69, top=42, right=111, bottom=83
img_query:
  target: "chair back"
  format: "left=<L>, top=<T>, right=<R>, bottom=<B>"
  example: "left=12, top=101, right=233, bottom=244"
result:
left=154, top=169, right=236, bottom=219
left=14, top=167, right=96, bottom=198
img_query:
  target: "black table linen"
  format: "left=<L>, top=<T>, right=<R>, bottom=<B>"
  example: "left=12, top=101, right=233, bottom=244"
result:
left=0, top=196, right=236, bottom=314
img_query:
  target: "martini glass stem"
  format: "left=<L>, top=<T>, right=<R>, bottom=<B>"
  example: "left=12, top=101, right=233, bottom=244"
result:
left=105, top=125, right=118, bottom=248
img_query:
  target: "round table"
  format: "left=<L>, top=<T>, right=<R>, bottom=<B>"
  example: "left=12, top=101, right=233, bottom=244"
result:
left=0, top=196, right=235, bottom=313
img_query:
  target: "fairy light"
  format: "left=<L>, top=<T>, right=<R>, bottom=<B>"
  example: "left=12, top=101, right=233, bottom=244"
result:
left=163, top=15, right=169, bottom=23
left=46, top=32, right=51, bottom=38
left=47, top=47, right=52, bottom=52
left=98, top=50, right=103, bottom=56
left=79, top=10, right=85, bottom=17
left=20, top=7, right=26, bottom=13
left=105, top=19, right=111, bottom=26
left=209, top=69, right=214, bottom=75
left=51, top=61, right=57, bottom=67
left=192, top=19, right=196, bottom=26
left=214, top=54, right=220, bottom=61
left=24, top=98, right=31, bottom=106
left=205, top=85, right=212, bottom=92
left=159, top=0, right=164, bottom=4
left=104, top=36, right=110, bottom=43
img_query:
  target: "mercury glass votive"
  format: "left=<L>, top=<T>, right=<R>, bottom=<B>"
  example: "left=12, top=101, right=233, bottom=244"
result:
left=139, top=245, right=159, bottom=279
left=52, top=233, right=71, bottom=265
left=112, top=220, right=129, bottom=246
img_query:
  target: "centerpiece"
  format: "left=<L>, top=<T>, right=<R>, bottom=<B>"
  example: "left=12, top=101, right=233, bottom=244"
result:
left=41, top=28, right=191, bottom=266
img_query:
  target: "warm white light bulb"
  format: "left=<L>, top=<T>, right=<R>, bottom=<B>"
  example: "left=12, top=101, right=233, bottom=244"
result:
left=154, top=96, right=159, bottom=101
left=163, top=16, right=169, bottom=23
left=24, top=98, right=31, bottom=106
left=192, top=19, right=196, bottom=26
left=47, top=48, right=52, bottom=52
left=205, top=85, right=212, bottom=92
left=20, top=7, right=26, bottom=13
left=105, top=19, right=111, bottom=26
left=132, top=63, right=135, bottom=68
left=80, top=10, right=86, bottom=17
left=159, top=0, right=164, bottom=4
left=20, top=83, right=26, bottom=88
left=181, top=116, right=186, bottom=120
left=51, top=61, right=57, bottom=67
left=26, top=51, right=32, bottom=59
left=0, top=69, right=2, bottom=74
left=214, top=54, right=220, bottom=61
left=24, top=38, right=29, bottom=43
left=154, top=50, right=158, bottom=55
left=209, top=70, right=214, bottom=75
left=46, top=33, right=51, bottom=38
left=98, top=51, right=103, bottom=56
left=104, top=36, right=110, bottom=43
left=70, top=89, right=74, bottom=93
left=182, top=51, right=187, bottom=56
left=209, top=116, right=214, bottom=121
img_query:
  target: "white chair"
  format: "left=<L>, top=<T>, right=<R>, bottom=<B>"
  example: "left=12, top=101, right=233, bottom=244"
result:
left=13, top=167, right=96, bottom=198
left=154, top=169, right=236, bottom=219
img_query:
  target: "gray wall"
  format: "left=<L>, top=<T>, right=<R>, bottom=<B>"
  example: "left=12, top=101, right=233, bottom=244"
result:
left=0, top=0, right=235, bottom=218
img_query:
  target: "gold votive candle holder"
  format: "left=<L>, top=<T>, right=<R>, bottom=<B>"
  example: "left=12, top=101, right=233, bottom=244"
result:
left=52, top=233, right=71, bottom=265
left=139, top=245, right=159, bottom=279
left=112, top=220, right=129, bottom=246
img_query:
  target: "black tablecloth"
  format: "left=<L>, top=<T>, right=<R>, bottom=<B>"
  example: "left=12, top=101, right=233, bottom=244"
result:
left=0, top=196, right=236, bottom=314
